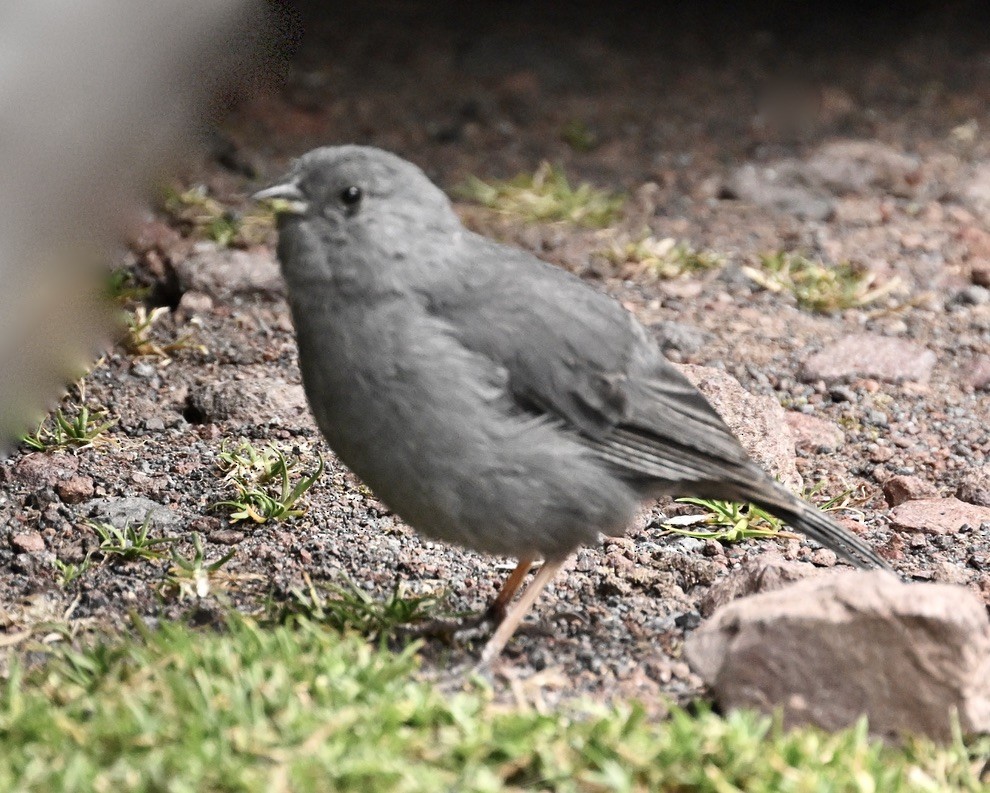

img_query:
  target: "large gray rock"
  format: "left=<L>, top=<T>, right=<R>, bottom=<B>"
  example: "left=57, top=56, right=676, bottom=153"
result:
left=685, top=571, right=990, bottom=739
left=805, top=140, right=921, bottom=197
left=185, top=376, right=309, bottom=426
left=87, top=497, right=184, bottom=534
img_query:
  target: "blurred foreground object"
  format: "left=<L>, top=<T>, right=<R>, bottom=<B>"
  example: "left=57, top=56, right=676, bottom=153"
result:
left=0, top=0, right=260, bottom=448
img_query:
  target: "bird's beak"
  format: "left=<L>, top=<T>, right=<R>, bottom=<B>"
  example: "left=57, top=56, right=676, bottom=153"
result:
left=252, top=181, right=309, bottom=215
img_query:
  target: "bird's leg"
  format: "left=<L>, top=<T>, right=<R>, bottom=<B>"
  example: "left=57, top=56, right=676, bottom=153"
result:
left=478, top=557, right=566, bottom=668
left=482, top=556, right=534, bottom=625
left=396, top=556, right=536, bottom=642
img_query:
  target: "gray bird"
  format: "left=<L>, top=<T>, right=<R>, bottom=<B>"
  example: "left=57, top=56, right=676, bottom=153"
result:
left=254, top=145, right=893, bottom=665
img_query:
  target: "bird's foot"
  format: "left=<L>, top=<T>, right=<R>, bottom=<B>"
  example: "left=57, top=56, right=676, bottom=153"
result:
left=395, top=611, right=493, bottom=644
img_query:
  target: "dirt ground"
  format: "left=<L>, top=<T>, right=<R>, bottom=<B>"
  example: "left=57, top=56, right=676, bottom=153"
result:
left=1, top=1, right=989, bottom=705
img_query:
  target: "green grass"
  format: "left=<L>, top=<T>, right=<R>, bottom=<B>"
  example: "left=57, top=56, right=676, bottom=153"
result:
left=743, top=252, right=899, bottom=313
left=0, top=615, right=986, bottom=792
left=163, top=531, right=238, bottom=600
left=458, top=163, right=624, bottom=228
left=598, top=235, right=723, bottom=280
left=560, top=120, right=599, bottom=152
left=52, top=556, right=93, bottom=588
left=105, top=269, right=151, bottom=305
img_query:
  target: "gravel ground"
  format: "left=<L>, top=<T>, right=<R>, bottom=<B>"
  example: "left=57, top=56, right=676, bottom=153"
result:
left=1, top=1, right=988, bottom=706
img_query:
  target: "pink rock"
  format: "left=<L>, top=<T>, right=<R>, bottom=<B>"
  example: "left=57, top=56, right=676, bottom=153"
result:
left=11, top=532, right=45, bottom=554
left=957, top=467, right=990, bottom=507
left=700, top=554, right=821, bottom=617
left=888, top=497, right=990, bottom=535
left=676, top=365, right=801, bottom=491
left=56, top=475, right=96, bottom=504
left=800, top=334, right=936, bottom=384
left=784, top=412, right=845, bottom=454
left=882, top=475, right=939, bottom=507
left=685, top=571, right=990, bottom=739
left=12, top=452, right=78, bottom=488
left=963, top=355, right=990, bottom=391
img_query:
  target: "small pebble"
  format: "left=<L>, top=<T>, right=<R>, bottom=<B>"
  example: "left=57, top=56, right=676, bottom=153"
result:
left=830, top=385, right=857, bottom=403
left=131, top=361, right=156, bottom=378
left=955, top=285, right=990, bottom=305
left=11, top=532, right=45, bottom=554
left=809, top=548, right=837, bottom=567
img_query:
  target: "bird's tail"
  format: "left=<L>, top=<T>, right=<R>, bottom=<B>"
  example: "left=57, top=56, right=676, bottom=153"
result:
left=748, top=483, right=894, bottom=572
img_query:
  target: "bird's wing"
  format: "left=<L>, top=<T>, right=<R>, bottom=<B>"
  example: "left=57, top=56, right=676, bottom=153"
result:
left=426, top=235, right=895, bottom=572
left=425, top=236, right=753, bottom=487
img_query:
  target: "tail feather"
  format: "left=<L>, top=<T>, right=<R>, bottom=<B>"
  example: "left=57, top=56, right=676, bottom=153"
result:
left=749, top=486, right=893, bottom=572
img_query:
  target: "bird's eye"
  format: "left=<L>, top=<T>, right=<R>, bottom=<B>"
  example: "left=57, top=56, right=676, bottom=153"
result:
left=340, top=185, right=362, bottom=206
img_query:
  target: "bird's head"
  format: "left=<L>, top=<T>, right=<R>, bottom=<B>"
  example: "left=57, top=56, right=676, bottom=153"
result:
left=254, top=146, right=460, bottom=292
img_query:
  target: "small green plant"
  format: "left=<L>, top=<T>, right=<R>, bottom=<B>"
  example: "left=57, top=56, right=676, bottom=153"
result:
left=213, top=441, right=324, bottom=524
left=122, top=305, right=206, bottom=359
left=22, top=404, right=117, bottom=452
left=743, top=252, right=899, bottom=312
left=164, top=532, right=237, bottom=599
left=163, top=185, right=275, bottom=248
left=458, top=162, right=624, bottom=227
left=216, top=439, right=283, bottom=483
left=276, top=572, right=444, bottom=641
left=599, top=234, right=723, bottom=280
left=664, top=483, right=862, bottom=543
left=86, top=515, right=175, bottom=562
left=662, top=498, right=798, bottom=543
left=53, top=554, right=94, bottom=587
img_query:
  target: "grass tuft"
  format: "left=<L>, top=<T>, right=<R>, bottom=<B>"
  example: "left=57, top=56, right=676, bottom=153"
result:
left=458, top=162, right=624, bottom=228
left=22, top=404, right=116, bottom=452
left=274, top=572, right=446, bottom=642
left=663, top=498, right=795, bottom=543
left=743, top=252, right=900, bottom=313
left=122, top=305, right=207, bottom=359
left=162, top=531, right=238, bottom=600
left=86, top=514, right=175, bottom=562
left=52, top=555, right=94, bottom=587
left=212, top=440, right=325, bottom=524
left=104, top=269, right=151, bottom=305
left=599, top=234, right=723, bottom=280
left=664, top=485, right=862, bottom=544
left=560, top=119, right=599, bottom=152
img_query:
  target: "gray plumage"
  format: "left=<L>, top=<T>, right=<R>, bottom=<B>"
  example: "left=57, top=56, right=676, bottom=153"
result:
left=259, top=145, right=892, bottom=572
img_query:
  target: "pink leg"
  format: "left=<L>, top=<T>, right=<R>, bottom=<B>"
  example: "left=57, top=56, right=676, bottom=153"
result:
left=484, top=557, right=534, bottom=624
left=478, top=557, right=567, bottom=668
